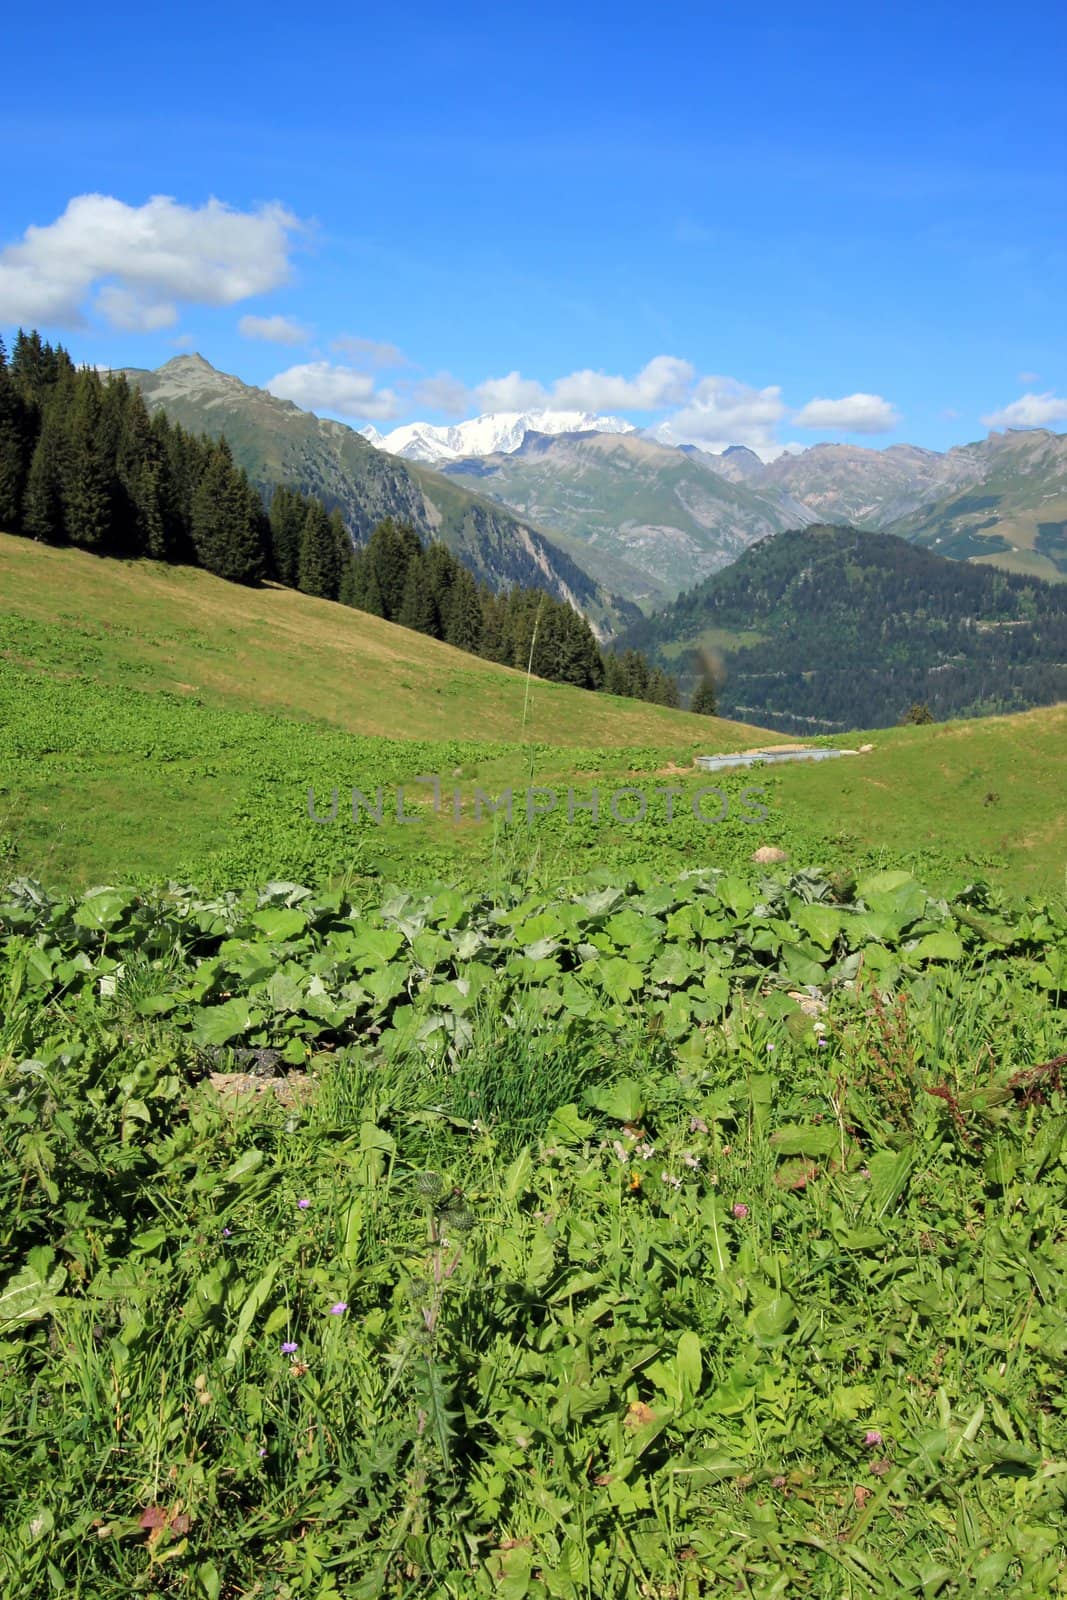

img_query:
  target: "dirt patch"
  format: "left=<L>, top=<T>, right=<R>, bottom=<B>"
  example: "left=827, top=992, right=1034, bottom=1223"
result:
left=206, top=1071, right=315, bottom=1108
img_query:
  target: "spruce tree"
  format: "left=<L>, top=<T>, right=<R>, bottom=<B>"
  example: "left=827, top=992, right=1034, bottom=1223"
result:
left=601, top=652, right=630, bottom=696
left=268, top=486, right=306, bottom=587
left=689, top=674, right=719, bottom=716
left=397, top=552, right=441, bottom=635
left=191, top=440, right=264, bottom=584
left=62, top=372, right=115, bottom=551
left=442, top=566, right=483, bottom=652
left=22, top=395, right=69, bottom=543
left=645, top=667, right=680, bottom=708
left=298, top=501, right=343, bottom=599
left=0, top=338, right=27, bottom=532
left=478, top=592, right=512, bottom=664
left=363, top=518, right=422, bottom=620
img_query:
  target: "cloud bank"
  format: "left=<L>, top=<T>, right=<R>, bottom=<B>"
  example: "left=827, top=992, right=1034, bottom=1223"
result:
left=0, top=194, right=302, bottom=331
left=982, top=392, right=1067, bottom=429
left=239, top=314, right=309, bottom=345
left=266, top=361, right=401, bottom=421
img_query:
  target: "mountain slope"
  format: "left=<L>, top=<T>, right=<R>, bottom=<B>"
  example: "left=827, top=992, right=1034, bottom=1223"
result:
left=441, top=429, right=819, bottom=607
left=698, top=429, right=1067, bottom=581
left=622, top=523, right=1067, bottom=733
left=120, top=356, right=637, bottom=636
left=884, top=429, right=1067, bottom=581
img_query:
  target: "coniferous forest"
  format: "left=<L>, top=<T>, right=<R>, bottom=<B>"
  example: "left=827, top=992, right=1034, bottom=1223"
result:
left=0, top=332, right=681, bottom=707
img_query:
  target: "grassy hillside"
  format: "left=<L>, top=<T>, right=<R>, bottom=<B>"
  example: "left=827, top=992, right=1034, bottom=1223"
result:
left=2, top=534, right=1065, bottom=899
left=0, top=534, right=744, bottom=749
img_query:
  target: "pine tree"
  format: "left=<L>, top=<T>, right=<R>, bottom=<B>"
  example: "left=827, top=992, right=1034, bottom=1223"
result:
left=601, top=652, right=630, bottom=696
left=397, top=552, right=441, bottom=635
left=0, top=338, right=28, bottom=532
left=191, top=440, right=264, bottom=584
left=363, top=518, right=422, bottom=620
left=62, top=372, right=115, bottom=551
left=22, top=392, right=69, bottom=543
left=442, top=566, right=484, bottom=652
left=268, top=486, right=306, bottom=587
left=298, top=500, right=344, bottom=599
left=689, top=674, right=719, bottom=716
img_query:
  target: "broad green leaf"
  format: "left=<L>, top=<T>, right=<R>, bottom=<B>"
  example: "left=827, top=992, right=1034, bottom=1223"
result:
left=908, top=929, right=964, bottom=962
left=770, top=1123, right=838, bottom=1157
left=73, top=887, right=134, bottom=931
left=867, top=1146, right=914, bottom=1217
left=584, top=1077, right=645, bottom=1124
left=251, top=907, right=308, bottom=942
left=223, top=1260, right=282, bottom=1371
left=190, top=997, right=257, bottom=1047
left=676, top=1330, right=702, bottom=1396
left=746, top=1293, right=796, bottom=1344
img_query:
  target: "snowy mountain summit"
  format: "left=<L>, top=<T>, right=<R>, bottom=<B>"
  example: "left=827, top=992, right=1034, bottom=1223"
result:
left=362, top=410, right=637, bottom=463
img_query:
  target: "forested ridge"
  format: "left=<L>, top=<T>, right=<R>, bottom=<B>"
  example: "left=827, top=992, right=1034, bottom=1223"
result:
left=0, top=332, right=682, bottom=707
left=623, top=523, right=1067, bottom=731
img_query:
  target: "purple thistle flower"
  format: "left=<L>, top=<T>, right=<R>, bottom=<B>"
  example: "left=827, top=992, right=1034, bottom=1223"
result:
left=329, top=1302, right=349, bottom=1315
left=258, top=1447, right=267, bottom=1457
left=765, top=1042, right=775, bottom=1052
left=863, top=1429, right=883, bottom=1447
left=297, top=1198, right=311, bottom=1210
left=281, top=1341, right=298, bottom=1355
left=732, top=1202, right=750, bottom=1220
left=221, top=1227, right=232, bottom=1237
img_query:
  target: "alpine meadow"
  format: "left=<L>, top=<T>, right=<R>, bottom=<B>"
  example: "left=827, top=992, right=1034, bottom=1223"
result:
left=1, top=4, right=1065, bottom=1597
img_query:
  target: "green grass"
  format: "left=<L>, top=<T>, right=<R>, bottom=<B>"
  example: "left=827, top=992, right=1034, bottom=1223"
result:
left=1, top=869, right=1064, bottom=1597
left=0, top=533, right=766, bottom=749
left=2, top=532, right=1066, bottom=899
left=2, top=538, right=1067, bottom=1595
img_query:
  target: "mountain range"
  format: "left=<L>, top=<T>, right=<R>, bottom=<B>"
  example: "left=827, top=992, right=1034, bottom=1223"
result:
left=368, top=404, right=1067, bottom=591
left=119, top=356, right=638, bottom=637
left=440, top=429, right=816, bottom=607
left=361, top=409, right=635, bottom=462
left=119, top=356, right=1067, bottom=651
left=700, top=430, right=1067, bottom=582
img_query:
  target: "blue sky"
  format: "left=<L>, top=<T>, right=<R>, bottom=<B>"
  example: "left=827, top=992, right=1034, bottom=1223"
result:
left=1, top=0, right=1064, bottom=455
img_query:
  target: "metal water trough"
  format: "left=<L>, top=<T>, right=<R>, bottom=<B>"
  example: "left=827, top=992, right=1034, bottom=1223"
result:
left=695, top=747, right=856, bottom=774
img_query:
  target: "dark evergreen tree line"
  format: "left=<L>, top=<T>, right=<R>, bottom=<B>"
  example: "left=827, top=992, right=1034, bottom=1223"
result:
left=1, top=330, right=682, bottom=709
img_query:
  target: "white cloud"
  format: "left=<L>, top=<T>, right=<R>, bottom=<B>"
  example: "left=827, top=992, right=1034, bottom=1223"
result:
left=412, top=371, right=470, bottom=415
left=475, top=370, right=551, bottom=411
left=474, top=355, right=695, bottom=415
left=239, top=313, right=309, bottom=345
left=653, top=375, right=787, bottom=453
left=792, top=393, right=900, bottom=433
left=94, top=286, right=179, bottom=331
left=330, top=334, right=407, bottom=369
left=982, top=391, right=1067, bottom=429
left=552, top=355, right=695, bottom=411
left=0, top=193, right=302, bottom=330
left=266, top=360, right=402, bottom=421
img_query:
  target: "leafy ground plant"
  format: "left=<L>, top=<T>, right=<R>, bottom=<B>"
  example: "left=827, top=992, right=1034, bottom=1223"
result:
left=0, top=862, right=1064, bottom=1596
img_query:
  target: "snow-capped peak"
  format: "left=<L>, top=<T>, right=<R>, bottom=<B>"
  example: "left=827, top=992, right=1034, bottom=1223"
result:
left=361, top=410, right=637, bottom=463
